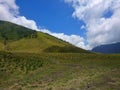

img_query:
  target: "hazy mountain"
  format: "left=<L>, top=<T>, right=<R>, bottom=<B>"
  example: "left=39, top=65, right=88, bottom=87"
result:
left=92, top=42, right=120, bottom=54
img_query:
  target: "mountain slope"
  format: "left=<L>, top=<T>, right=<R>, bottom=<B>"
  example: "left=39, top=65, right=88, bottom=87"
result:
left=0, top=21, right=37, bottom=41
left=0, top=21, right=89, bottom=53
left=92, top=42, right=120, bottom=54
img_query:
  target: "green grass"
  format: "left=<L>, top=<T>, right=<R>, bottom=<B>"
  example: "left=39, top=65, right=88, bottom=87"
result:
left=7, top=32, right=68, bottom=53
left=7, top=32, right=89, bottom=53
left=0, top=52, right=120, bottom=90
left=0, top=43, right=4, bottom=50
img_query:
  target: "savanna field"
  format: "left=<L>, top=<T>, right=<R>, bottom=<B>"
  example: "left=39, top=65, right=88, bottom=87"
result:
left=0, top=21, right=120, bottom=90
left=0, top=52, right=120, bottom=90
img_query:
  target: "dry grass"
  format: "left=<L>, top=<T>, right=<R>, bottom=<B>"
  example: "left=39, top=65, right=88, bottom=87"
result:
left=0, top=52, right=120, bottom=90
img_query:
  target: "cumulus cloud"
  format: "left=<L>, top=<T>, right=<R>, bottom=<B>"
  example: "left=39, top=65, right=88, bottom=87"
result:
left=0, top=0, right=38, bottom=30
left=0, top=0, right=87, bottom=49
left=65, top=0, right=120, bottom=49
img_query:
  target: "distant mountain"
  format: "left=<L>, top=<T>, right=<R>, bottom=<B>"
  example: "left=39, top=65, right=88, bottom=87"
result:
left=0, top=20, right=89, bottom=53
left=92, top=42, right=120, bottom=54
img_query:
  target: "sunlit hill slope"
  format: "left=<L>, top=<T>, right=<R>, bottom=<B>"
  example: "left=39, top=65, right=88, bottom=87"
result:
left=0, top=21, right=89, bottom=53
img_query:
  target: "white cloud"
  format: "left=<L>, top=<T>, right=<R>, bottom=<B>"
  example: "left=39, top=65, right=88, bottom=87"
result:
left=12, top=16, right=38, bottom=30
left=0, top=0, right=38, bottom=30
left=65, top=0, right=120, bottom=49
left=0, top=0, right=87, bottom=49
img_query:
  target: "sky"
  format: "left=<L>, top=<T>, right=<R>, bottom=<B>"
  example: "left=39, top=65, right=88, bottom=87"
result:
left=0, top=0, right=120, bottom=50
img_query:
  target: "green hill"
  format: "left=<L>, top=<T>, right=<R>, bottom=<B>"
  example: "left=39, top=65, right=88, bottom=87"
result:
left=0, top=21, right=120, bottom=90
left=0, top=21, right=89, bottom=53
left=0, top=21, right=37, bottom=41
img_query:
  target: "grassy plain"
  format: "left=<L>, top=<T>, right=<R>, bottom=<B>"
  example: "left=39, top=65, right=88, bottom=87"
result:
left=0, top=52, right=120, bottom=90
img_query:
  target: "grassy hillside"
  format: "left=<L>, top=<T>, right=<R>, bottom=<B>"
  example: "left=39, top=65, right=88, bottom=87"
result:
left=0, top=21, right=37, bottom=41
left=0, top=21, right=89, bottom=53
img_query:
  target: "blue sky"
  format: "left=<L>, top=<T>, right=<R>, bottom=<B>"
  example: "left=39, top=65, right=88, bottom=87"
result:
left=0, top=0, right=120, bottom=49
left=16, top=0, right=86, bottom=37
